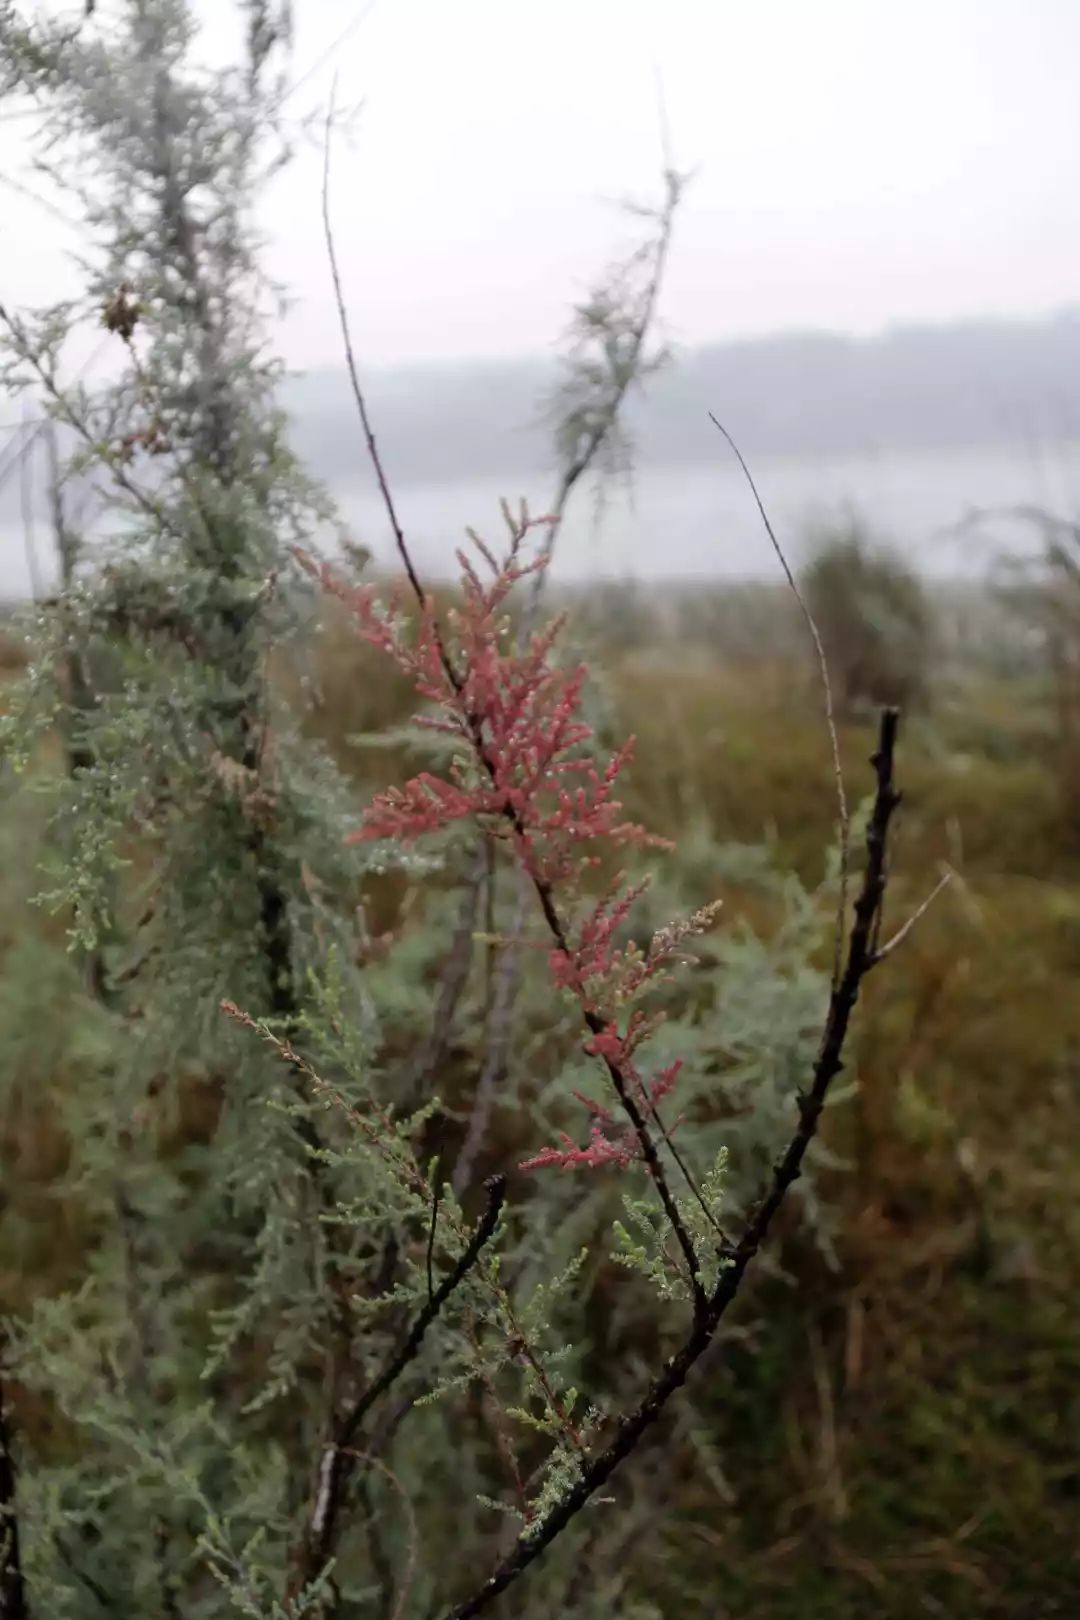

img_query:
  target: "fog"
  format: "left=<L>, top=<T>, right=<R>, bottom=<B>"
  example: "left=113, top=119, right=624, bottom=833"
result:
left=4, top=0, right=1080, bottom=591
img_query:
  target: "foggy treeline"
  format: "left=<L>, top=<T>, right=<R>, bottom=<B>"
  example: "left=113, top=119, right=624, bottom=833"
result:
left=285, top=308, right=1080, bottom=487
left=5, top=309, right=1080, bottom=544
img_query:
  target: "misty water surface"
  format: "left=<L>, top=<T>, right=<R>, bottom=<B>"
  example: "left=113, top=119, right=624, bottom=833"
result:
left=2, top=438, right=1079, bottom=600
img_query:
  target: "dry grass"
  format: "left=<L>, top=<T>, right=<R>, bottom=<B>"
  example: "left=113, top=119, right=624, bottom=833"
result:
left=2, top=589, right=1078, bottom=1615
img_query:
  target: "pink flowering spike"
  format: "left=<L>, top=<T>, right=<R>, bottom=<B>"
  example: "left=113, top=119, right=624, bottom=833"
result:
left=307, top=513, right=704, bottom=1189
left=570, top=1089, right=616, bottom=1126
left=518, top=1148, right=564, bottom=1171
left=584, top=1025, right=628, bottom=1067
left=347, top=771, right=479, bottom=843
left=520, top=1123, right=639, bottom=1172
left=649, top=1059, right=683, bottom=1107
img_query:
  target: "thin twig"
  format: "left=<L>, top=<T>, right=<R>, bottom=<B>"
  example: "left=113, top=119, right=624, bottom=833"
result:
left=288, top=1177, right=506, bottom=1597
left=453, top=875, right=528, bottom=1198
left=426, top=1173, right=442, bottom=1308
left=526, top=167, right=683, bottom=629
left=17, top=407, right=43, bottom=601
left=873, top=869, right=952, bottom=964
left=319, top=135, right=707, bottom=1313
left=709, top=413, right=850, bottom=987
left=338, top=1450, right=419, bottom=1620
left=282, top=3, right=377, bottom=108
left=51, top=1533, right=110, bottom=1611
left=322, top=88, right=429, bottom=613
left=438, top=709, right=903, bottom=1620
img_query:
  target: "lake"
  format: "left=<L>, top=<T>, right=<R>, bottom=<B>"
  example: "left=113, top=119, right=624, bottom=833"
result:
left=3, top=437, right=1079, bottom=599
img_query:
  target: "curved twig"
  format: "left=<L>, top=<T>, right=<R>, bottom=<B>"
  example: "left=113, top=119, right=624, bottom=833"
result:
left=709, top=413, right=850, bottom=988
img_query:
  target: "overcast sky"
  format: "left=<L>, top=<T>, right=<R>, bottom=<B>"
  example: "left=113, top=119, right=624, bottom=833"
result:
left=2, top=0, right=1080, bottom=368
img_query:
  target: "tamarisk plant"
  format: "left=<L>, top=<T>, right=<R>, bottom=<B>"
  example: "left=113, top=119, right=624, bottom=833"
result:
left=277, top=486, right=911, bottom=1616
left=0, top=3, right=933, bottom=1614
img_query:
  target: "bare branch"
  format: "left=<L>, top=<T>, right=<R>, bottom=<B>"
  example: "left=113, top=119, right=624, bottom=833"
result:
left=873, top=868, right=952, bottom=965
left=282, top=3, right=376, bottom=108
left=438, top=708, right=903, bottom=1620
left=426, top=1174, right=442, bottom=1308
left=709, top=413, right=850, bottom=987
left=317, top=164, right=707, bottom=1312
left=527, top=167, right=684, bottom=626
left=289, top=1177, right=506, bottom=1598
left=321, top=88, right=429, bottom=614
left=345, top=1174, right=504, bottom=1440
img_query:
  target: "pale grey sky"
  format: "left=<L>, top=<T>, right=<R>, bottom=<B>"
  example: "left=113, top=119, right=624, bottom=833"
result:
left=2, top=0, right=1080, bottom=368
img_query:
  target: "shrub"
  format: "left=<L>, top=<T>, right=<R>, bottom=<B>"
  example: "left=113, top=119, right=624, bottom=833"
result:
left=802, top=522, right=933, bottom=715
left=0, top=6, right=919, bottom=1617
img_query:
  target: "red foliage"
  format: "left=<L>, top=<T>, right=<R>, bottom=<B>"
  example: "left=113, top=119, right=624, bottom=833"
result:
left=296, top=523, right=662, bottom=880
left=296, top=515, right=718, bottom=1174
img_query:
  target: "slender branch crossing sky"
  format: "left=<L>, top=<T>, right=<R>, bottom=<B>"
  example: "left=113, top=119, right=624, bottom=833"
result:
left=1, top=0, right=1078, bottom=367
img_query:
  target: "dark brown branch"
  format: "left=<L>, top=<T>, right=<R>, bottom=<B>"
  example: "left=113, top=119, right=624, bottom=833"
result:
left=319, top=146, right=706, bottom=1313
left=523, top=860, right=708, bottom=1314
left=484, top=178, right=684, bottom=1130
left=0, top=1361, right=28, bottom=1620
left=289, top=1175, right=506, bottom=1598
left=438, top=709, right=902, bottom=1620
left=51, top=1533, right=109, bottom=1611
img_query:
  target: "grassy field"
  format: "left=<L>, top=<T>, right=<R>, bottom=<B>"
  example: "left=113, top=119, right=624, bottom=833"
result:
left=303, top=585, right=1080, bottom=1615
left=2, top=581, right=1078, bottom=1616
left=615, top=656, right=1080, bottom=1616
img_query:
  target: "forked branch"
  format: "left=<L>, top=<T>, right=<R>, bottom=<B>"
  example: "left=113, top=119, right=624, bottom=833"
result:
left=289, top=1176, right=506, bottom=1598
left=318, top=148, right=707, bottom=1316
left=438, top=708, right=903, bottom=1620
left=317, top=114, right=910, bottom=1618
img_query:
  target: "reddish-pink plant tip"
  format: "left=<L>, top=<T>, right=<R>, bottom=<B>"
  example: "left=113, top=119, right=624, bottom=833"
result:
left=313, top=519, right=696, bottom=1180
